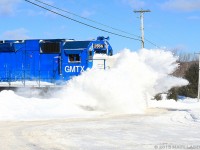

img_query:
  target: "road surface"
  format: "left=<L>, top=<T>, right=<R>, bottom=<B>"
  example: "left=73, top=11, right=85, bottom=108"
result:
left=0, top=108, right=200, bottom=150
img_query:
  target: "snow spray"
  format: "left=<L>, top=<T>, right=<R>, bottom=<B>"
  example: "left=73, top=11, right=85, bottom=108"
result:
left=0, top=49, right=188, bottom=120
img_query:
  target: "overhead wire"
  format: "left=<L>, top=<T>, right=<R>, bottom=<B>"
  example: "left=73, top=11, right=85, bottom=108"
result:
left=34, top=0, right=141, bottom=39
left=26, top=0, right=161, bottom=48
left=144, top=38, right=161, bottom=48
left=143, top=30, right=162, bottom=48
left=25, top=0, right=141, bottom=41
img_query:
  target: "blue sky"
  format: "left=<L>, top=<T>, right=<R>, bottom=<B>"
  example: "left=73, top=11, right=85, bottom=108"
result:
left=0, top=0, right=200, bottom=54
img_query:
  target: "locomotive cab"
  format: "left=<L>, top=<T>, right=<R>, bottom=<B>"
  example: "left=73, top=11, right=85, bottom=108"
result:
left=93, top=36, right=113, bottom=56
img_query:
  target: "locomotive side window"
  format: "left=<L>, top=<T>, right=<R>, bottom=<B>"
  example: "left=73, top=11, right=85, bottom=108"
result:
left=68, top=54, right=81, bottom=63
left=40, top=42, right=60, bottom=54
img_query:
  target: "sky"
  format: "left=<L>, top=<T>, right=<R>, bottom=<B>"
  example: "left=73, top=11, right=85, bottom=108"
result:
left=0, top=0, right=200, bottom=54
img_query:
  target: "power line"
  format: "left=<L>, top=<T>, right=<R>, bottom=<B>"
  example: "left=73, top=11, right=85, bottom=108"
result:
left=145, top=38, right=161, bottom=49
left=34, top=0, right=140, bottom=39
left=26, top=0, right=161, bottom=48
left=25, top=0, right=141, bottom=41
left=144, top=29, right=165, bottom=49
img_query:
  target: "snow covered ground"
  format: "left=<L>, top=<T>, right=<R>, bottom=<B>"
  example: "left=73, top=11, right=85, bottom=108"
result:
left=0, top=99, right=200, bottom=150
left=0, top=49, right=199, bottom=150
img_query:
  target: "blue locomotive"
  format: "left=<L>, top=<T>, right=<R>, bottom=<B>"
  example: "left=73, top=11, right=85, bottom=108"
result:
left=0, top=36, right=113, bottom=87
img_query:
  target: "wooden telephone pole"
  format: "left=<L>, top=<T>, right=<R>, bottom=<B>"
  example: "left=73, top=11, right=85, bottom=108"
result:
left=134, top=9, right=151, bottom=49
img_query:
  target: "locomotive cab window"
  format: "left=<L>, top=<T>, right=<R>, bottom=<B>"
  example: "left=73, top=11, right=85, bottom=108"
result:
left=94, top=50, right=107, bottom=54
left=40, top=42, right=60, bottom=54
left=68, top=54, right=81, bottom=63
left=88, top=50, right=93, bottom=60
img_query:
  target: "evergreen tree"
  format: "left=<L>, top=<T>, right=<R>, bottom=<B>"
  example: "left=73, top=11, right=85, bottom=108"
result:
left=178, top=63, right=199, bottom=98
left=167, top=87, right=178, bottom=101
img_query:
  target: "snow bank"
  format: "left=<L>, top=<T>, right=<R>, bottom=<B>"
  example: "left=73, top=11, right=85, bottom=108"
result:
left=149, top=98, right=200, bottom=110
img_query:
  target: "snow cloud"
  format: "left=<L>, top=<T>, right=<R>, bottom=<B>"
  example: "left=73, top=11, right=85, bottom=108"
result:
left=160, top=0, right=200, bottom=11
left=121, top=0, right=146, bottom=9
left=0, top=0, right=22, bottom=16
left=0, top=28, right=30, bottom=40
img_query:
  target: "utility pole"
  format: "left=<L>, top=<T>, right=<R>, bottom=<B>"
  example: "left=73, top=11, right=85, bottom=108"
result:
left=134, top=9, right=151, bottom=49
left=195, top=52, right=200, bottom=102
